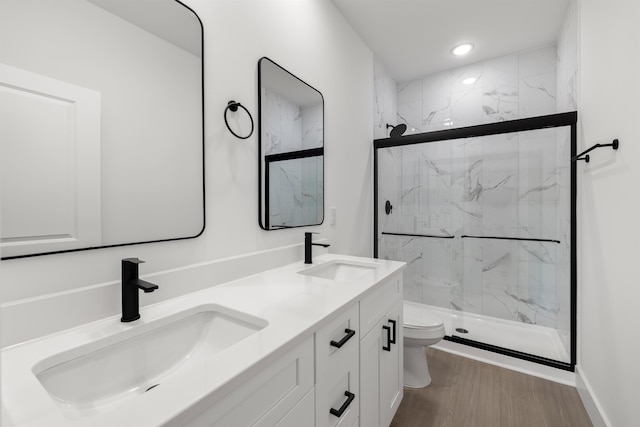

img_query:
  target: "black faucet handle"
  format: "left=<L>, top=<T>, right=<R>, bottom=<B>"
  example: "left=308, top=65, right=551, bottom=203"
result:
left=122, top=257, right=145, bottom=264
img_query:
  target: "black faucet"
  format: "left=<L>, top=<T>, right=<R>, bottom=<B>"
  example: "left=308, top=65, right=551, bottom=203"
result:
left=121, top=258, right=159, bottom=322
left=304, top=232, right=330, bottom=264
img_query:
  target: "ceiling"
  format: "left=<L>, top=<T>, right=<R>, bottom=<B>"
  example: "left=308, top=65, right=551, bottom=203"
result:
left=331, top=0, right=570, bottom=83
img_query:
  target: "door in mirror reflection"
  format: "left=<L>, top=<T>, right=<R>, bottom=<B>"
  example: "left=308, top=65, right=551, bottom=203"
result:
left=0, top=0, right=204, bottom=259
left=258, top=57, right=324, bottom=230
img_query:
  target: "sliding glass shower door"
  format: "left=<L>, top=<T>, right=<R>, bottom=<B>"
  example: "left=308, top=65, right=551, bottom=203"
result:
left=375, top=113, right=576, bottom=369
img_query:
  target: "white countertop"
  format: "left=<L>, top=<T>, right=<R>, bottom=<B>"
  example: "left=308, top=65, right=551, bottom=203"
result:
left=1, top=254, right=405, bottom=427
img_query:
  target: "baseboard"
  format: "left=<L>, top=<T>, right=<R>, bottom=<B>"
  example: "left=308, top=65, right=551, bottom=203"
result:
left=1, top=243, right=313, bottom=348
left=575, top=366, right=611, bottom=427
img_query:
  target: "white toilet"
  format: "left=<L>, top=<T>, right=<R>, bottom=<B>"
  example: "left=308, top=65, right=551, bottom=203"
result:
left=403, top=301, right=446, bottom=388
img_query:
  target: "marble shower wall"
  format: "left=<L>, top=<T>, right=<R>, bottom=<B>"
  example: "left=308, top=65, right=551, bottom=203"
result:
left=554, top=0, right=578, bottom=354
left=373, top=57, right=398, bottom=139
left=397, top=45, right=558, bottom=134
left=262, top=88, right=323, bottom=227
left=268, top=156, right=323, bottom=227
left=378, top=127, right=572, bottom=334
left=556, top=0, right=579, bottom=113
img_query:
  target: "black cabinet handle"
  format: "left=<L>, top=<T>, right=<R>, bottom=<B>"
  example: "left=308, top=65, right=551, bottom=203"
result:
left=330, top=328, right=356, bottom=349
left=382, top=325, right=391, bottom=351
left=388, top=319, right=397, bottom=344
left=330, top=391, right=355, bottom=417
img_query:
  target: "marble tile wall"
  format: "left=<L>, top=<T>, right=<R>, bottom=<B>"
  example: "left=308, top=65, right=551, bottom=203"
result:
left=397, top=45, right=558, bottom=134
left=262, top=88, right=323, bottom=227
left=377, top=127, right=572, bottom=337
left=373, top=57, right=398, bottom=139
left=554, top=0, right=578, bottom=356
left=268, top=156, right=323, bottom=227
left=556, top=0, right=579, bottom=113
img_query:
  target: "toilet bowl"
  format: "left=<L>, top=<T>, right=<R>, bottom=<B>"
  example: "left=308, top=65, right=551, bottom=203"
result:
left=403, top=301, right=446, bottom=388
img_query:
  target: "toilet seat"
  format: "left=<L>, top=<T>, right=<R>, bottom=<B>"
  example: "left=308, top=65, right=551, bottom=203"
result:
left=403, top=301, right=446, bottom=340
left=404, top=324, right=445, bottom=340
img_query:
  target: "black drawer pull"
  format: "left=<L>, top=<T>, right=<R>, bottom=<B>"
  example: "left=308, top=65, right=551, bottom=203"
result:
left=382, top=325, right=391, bottom=351
left=388, top=319, right=397, bottom=344
left=330, top=328, right=356, bottom=349
left=330, top=391, right=355, bottom=417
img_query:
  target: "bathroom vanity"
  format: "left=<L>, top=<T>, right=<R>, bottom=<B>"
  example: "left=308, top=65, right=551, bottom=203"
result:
left=1, top=254, right=405, bottom=426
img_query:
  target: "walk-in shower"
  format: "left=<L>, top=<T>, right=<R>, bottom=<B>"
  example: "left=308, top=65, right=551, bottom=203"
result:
left=374, top=112, right=577, bottom=370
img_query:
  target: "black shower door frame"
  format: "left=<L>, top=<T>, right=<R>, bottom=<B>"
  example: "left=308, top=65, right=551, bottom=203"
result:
left=373, top=111, right=578, bottom=371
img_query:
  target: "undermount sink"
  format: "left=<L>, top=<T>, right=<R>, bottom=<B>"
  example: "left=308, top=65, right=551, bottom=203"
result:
left=298, top=259, right=380, bottom=281
left=33, top=304, right=267, bottom=419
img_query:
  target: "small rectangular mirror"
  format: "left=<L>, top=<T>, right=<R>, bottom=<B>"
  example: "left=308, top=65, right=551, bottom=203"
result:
left=258, top=57, right=324, bottom=230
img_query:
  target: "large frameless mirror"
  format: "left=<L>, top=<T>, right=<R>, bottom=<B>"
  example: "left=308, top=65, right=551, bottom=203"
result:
left=258, top=57, right=324, bottom=230
left=0, top=0, right=205, bottom=259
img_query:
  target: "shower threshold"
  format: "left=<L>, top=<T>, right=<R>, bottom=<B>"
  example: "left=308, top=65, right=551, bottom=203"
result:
left=418, top=303, right=572, bottom=370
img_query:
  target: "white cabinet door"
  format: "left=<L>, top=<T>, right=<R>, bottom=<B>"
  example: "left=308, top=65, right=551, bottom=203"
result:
left=360, top=297, right=403, bottom=427
left=359, top=316, right=382, bottom=427
left=315, top=354, right=359, bottom=427
left=178, top=337, right=314, bottom=427
left=275, top=388, right=315, bottom=427
left=0, top=64, right=102, bottom=257
left=379, top=300, right=403, bottom=427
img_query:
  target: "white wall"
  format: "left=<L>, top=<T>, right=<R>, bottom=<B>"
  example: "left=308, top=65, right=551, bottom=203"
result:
left=1, top=0, right=203, bottom=247
left=578, top=0, right=640, bottom=425
left=1, top=0, right=374, bottom=343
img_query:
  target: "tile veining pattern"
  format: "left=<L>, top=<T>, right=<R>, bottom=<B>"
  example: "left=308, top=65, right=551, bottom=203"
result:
left=262, top=88, right=323, bottom=227
left=396, top=45, right=559, bottom=134
left=378, top=129, right=571, bottom=363
left=373, top=57, right=398, bottom=139
left=374, top=41, right=577, bottom=362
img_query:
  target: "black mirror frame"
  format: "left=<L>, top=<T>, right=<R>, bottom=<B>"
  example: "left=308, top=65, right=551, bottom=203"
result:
left=257, top=56, right=325, bottom=231
left=1, top=0, right=206, bottom=260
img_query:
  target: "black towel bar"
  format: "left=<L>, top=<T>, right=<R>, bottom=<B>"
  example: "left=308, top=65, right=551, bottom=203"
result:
left=572, top=139, right=619, bottom=162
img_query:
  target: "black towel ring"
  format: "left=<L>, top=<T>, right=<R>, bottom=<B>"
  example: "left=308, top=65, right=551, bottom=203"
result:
left=224, top=100, right=254, bottom=140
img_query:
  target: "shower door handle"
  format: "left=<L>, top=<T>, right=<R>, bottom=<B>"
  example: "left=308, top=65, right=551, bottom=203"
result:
left=387, top=319, right=396, bottom=344
left=382, top=325, right=391, bottom=351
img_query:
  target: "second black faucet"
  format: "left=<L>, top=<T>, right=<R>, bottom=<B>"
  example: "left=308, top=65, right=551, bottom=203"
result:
left=304, top=232, right=330, bottom=264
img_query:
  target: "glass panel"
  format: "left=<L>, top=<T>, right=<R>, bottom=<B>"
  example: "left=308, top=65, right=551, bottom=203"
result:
left=267, top=155, right=323, bottom=229
left=376, top=125, right=572, bottom=364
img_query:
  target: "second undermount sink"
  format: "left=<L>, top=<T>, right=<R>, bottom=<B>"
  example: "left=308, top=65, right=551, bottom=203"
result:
left=33, top=304, right=267, bottom=420
left=298, top=259, right=380, bottom=281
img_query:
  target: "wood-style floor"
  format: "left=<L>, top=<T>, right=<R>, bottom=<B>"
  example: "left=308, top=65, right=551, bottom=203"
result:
left=390, top=348, right=592, bottom=427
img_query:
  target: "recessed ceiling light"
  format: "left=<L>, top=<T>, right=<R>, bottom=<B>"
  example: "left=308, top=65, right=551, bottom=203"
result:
left=452, top=43, right=474, bottom=56
left=463, top=77, right=477, bottom=85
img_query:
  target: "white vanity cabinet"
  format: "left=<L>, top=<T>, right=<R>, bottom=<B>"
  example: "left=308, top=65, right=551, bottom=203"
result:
left=181, top=336, right=315, bottom=427
left=315, top=304, right=360, bottom=427
left=178, top=271, right=403, bottom=427
left=359, top=274, right=404, bottom=427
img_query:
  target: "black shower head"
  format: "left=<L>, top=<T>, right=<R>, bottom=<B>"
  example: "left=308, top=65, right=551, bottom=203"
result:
left=386, top=123, right=407, bottom=138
